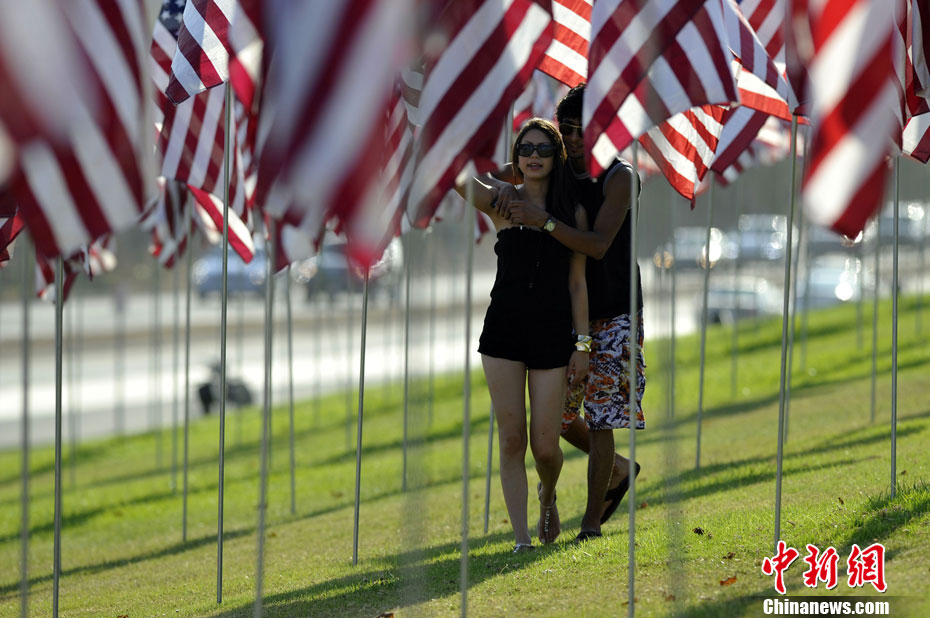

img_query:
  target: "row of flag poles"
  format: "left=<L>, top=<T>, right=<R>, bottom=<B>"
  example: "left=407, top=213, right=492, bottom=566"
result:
left=1, top=0, right=929, bottom=616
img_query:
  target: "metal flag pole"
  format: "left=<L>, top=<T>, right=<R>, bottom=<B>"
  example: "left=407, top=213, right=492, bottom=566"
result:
left=695, top=180, right=715, bottom=470
left=669, top=198, right=677, bottom=419
left=891, top=157, right=899, bottom=498
left=172, top=254, right=181, bottom=492
left=730, top=181, right=743, bottom=399
left=52, top=257, right=65, bottom=618
left=345, top=271, right=354, bottom=452
left=917, top=201, right=926, bottom=337
left=287, top=264, right=297, bottom=515
left=427, top=229, right=437, bottom=428
left=154, top=264, right=163, bottom=468
left=183, top=208, right=193, bottom=542
left=402, top=233, right=412, bottom=492
left=352, top=268, right=371, bottom=566
left=774, top=116, right=800, bottom=553
left=67, top=293, right=76, bottom=489
left=216, top=82, right=233, bottom=605
left=483, top=406, right=495, bottom=534
left=115, top=283, right=126, bottom=436
left=20, top=237, right=33, bottom=618
left=628, top=145, right=641, bottom=618
left=461, top=184, right=475, bottom=618
left=857, top=238, right=865, bottom=350
left=254, top=221, right=276, bottom=618
left=784, top=177, right=807, bottom=441
left=871, top=202, right=881, bottom=424
left=236, top=283, right=245, bottom=447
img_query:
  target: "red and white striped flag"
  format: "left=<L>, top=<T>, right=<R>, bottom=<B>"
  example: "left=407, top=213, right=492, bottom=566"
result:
left=255, top=0, right=415, bottom=268
left=715, top=113, right=794, bottom=183
left=793, top=0, right=899, bottom=237
left=165, top=0, right=263, bottom=109
left=538, top=0, right=592, bottom=86
left=903, top=112, right=930, bottom=162
left=406, top=0, right=554, bottom=228
left=910, top=0, right=930, bottom=100
left=723, top=0, right=793, bottom=119
left=0, top=207, right=24, bottom=267
left=513, top=70, right=566, bottom=131
left=141, top=178, right=193, bottom=268
left=188, top=185, right=255, bottom=263
left=584, top=0, right=736, bottom=177
left=0, top=0, right=154, bottom=261
left=638, top=104, right=728, bottom=200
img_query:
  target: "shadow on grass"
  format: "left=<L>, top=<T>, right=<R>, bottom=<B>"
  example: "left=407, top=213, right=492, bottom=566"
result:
left=0, top=526, right=253, bottom=598
left=208, top=532, right=555, bottom=618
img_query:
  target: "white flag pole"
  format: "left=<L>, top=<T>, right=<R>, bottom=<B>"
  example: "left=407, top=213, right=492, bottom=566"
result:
left=628, top=144, right=641, bottom=618
left=216, top=82, right=232, bottom=605
left=352, top=268, right=371, bottom=566
left=20, top=236, right=32, bottom=618
left=52, top=257, right=64, bottom=618
left=182, top=208, right=193, bottom=542
left=287, top=264, right=297, bottom=515
left=695, top=180, right=714, bottom=470
left=774, top=115, right=799, bottom=552
left=461, top=183, right=475, bottom=618
left=891, top=157, right=899, bottom=498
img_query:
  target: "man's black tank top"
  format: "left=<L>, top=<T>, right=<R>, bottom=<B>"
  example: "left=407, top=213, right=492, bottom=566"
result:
left=569, top=158, right=644, bottom=321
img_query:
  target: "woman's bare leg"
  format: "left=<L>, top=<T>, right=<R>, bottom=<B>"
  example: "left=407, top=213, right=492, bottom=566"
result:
left=528, top=367, right=566, bottom=543
left=482, top=355, right=530, bottom=546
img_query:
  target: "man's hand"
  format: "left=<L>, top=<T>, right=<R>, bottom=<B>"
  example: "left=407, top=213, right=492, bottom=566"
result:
left=491, top=183, right=520, bottom=219
left=510, top=201, right=548, bottom=227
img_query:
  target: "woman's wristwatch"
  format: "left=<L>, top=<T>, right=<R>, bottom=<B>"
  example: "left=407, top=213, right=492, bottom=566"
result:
left=543, top=217, right=556, bottom=232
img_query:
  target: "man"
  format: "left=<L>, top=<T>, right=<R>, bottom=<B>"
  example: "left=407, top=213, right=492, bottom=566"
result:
left=488, top=83, right=644, bottom=542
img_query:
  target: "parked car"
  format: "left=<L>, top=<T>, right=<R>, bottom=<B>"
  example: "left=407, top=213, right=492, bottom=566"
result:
left=875, top=201, right=926, bottom=246
left=292, top=236, right=404, bottom=301
left=730, top=214, right=793, bottom=262
left=797, top=254, right=867, bottom=309
left=695, top=276, right=783, bottom=325
left=654, top=226, right=737, bottom=270
left=192, top=246, right=266, bottom=298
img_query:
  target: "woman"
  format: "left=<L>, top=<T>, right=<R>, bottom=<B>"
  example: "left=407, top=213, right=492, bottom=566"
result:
left=455, top=118, right=590, bottom=551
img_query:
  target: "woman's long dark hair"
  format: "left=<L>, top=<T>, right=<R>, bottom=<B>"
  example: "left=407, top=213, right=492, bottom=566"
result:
left=510, top=118, right=576, bottom=227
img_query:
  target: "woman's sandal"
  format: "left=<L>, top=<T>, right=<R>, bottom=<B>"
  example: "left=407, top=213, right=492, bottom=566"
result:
left=537, top=482, right=559, bottom=544
left=513, top=543, right=534, bottom=554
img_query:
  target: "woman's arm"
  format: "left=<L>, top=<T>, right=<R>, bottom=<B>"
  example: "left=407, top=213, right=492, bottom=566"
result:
left=567, top=205, right=590, bottom=385
left=453, top=175, right=501, bottom=217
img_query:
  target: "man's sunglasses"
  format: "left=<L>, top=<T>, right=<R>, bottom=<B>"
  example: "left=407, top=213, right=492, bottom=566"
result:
left=559, top=123, right=583, bottom=138
left=516, top=142, right=556, bottom=158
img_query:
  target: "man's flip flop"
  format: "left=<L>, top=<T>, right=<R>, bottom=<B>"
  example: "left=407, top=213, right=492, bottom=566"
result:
left=601, top=462, right=641, bottom=525
left=573, top=529, right=603, bottom=544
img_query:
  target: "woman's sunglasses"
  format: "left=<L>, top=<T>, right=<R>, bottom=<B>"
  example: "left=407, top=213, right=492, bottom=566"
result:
left=559, top=123, right=583, bottom=138
left=516, top=142, right=555, bottom=158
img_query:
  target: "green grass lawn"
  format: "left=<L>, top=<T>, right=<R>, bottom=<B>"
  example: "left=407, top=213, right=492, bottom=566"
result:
left=1, top=295, right=929, bottom=617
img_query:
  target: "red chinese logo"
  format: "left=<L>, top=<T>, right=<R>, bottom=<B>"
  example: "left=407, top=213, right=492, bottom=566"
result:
left=847, top=543, right=887, bottom=593
left=762, top=540, right=800, bottom=595
left=802, top=544, right=839, bottom=589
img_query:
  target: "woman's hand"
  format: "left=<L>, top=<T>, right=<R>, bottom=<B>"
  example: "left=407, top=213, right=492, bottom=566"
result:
left=567, top=349, right=589, bottom=386
left=510, top=201, right=548, bottom=227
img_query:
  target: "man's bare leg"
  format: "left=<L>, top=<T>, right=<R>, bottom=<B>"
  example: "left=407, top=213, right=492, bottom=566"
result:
left=561, top=416, right=630, bottom=518
left=579, top=428, right=615, bottom=533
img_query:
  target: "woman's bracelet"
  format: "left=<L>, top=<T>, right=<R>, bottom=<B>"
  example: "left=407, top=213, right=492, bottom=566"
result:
left=575, top=334, right=592, bottom=353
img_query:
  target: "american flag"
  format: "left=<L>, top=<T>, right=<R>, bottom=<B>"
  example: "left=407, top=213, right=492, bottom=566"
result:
left=638, top=104, right=727, bottom=200
left=255, top=0, right=416, bottom=269
left=793, top=0, right=899, bottom=237
left=0, top=0, right=153, bottom=261
left=405, top=0, right=554, bottom=228
left=165, top=0, right=262, bottom=109
left=513, top=70, right=566, bottom=131
left=710, top=105, right=771, bottom=174
left=151, top=0, right=255, bottom=263
left=913, top=0, right=930, bottom=98
left=0, top=207, right=24, bottom=267
left=903, top=112, right=930, bottom=162
left=33, top=235, right=115, bottom=304
left=537, top=0, right=592, bottom=86
left=584, top=0, right=736, bottom=177
left=723, top=0, right=793, bottom=120
left=141, top=178, right=192, bottom=269
left=715, top=113, right=793, bottom=183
